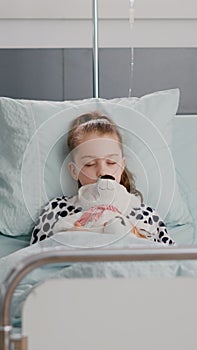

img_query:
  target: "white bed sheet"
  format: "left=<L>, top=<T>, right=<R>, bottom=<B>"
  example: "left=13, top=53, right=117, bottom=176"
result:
left=0, top=234, right=29, bottom=259
left=0, top=228, right=197, bottom=333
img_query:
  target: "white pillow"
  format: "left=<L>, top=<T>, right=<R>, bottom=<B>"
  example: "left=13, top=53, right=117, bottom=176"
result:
left=0, top=89, right=192, bottom=239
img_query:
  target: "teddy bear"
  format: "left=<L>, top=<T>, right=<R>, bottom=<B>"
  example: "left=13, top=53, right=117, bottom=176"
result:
left=53, top=175, right=174, bottom=244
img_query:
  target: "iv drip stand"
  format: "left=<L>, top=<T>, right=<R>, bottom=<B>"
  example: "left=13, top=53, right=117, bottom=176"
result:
left=92, top=0, right=99, bottom=98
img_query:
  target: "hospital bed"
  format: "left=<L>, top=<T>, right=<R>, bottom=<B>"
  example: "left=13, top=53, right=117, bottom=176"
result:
left=1, top=1, right=197, bottom=350
left=0, top=91, right=196, bottom=350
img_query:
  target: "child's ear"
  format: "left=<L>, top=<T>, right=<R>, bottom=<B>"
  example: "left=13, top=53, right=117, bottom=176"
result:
left=68, top=162, right=78, bottom=181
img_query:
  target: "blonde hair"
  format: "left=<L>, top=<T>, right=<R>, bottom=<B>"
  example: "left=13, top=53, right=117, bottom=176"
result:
left=67, top=111, right=143, bottom=202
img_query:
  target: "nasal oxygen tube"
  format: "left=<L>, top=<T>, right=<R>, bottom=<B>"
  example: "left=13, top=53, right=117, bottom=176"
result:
left=128, top=0, right=135, bottom=97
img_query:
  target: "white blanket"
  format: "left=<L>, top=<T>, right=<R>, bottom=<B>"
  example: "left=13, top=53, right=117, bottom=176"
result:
left=0, top=228, right=196, bottom=332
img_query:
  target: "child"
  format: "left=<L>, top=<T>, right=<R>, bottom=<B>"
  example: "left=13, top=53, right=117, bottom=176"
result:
left=30, top=111, right=175, bottom=246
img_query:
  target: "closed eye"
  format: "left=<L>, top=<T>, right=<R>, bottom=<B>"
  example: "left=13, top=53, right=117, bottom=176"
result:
left=106, top=160, right=117, bottom=165
left=84, top=162, right=96, bottom=167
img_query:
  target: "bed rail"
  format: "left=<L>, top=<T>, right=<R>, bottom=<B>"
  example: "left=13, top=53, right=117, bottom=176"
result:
left=1, top=246, right=197, bottom=350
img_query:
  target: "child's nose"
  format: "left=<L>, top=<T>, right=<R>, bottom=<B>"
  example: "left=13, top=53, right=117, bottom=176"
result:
left=96, top=160, right=107, bottom=177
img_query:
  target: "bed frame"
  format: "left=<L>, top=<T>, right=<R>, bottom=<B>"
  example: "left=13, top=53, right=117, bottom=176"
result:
left=1, top=247, right=197, bottom=350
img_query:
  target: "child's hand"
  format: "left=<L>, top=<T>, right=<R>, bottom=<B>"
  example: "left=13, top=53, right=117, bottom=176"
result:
left=131, top=226, right=147, bottom=239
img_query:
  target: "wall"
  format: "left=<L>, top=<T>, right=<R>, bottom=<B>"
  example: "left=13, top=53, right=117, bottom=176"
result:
left=0, top=0, right=197, bottom=48
left=0, top=0, right=197, bottom=113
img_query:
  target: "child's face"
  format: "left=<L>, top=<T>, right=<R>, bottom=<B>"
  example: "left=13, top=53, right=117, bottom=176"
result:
left=69, top=132, right=126, bottom=186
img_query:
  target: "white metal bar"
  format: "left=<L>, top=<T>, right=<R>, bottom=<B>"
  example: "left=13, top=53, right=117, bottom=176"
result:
left=92, top=0, right=99, bottom=97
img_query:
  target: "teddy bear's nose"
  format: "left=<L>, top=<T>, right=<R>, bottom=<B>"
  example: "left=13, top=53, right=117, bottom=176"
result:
left=99, top=175, right=115, bottom=180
